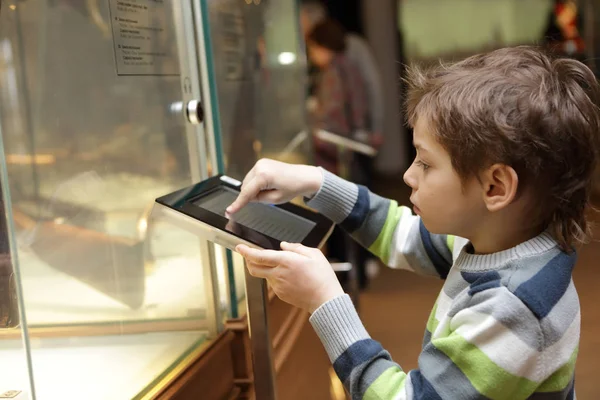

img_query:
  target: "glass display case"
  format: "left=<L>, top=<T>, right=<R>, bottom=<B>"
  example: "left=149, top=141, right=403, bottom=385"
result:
left=0, top=0, right=309, bottom=398
left=0, top=1, right=216, bottom=398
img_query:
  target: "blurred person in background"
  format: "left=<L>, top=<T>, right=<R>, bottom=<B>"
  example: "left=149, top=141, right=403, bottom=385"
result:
left=306, top=19, right=378, bottom=289
left=301, top=0, right=384, bottom=138
left=301, top=0, right=385, bottom=289
left=306, top=20, right=368, bottom=174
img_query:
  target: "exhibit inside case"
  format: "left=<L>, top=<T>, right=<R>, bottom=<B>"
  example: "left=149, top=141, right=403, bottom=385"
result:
left=0, top=0, right=309, bottom=398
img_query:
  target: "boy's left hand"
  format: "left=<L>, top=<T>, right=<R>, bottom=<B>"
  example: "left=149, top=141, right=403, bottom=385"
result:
left=236, top=242, right=344, bottom=314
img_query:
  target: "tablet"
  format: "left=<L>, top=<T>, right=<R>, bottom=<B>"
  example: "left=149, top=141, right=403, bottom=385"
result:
left=154, top=175, right=334, bottom=251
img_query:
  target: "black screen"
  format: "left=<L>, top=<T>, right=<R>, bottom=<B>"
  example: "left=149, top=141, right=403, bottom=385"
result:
left=193, top=187, right=316, bottom=243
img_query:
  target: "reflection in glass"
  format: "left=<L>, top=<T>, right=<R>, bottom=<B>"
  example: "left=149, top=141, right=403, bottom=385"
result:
left=204, top=0, right=309, bottom=178
left=202, top=0, right=310, bottom=316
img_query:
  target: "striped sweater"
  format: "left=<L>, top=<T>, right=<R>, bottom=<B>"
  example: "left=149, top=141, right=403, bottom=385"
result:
left=305, top=170, right=579, bottom=400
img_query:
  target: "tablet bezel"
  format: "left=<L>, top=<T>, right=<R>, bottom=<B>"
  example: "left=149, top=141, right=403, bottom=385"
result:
left=155, top=175, right=334, bottom=250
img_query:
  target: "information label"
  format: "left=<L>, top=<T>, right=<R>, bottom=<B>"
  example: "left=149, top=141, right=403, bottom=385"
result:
left=108, top=0, right=179, bottom=76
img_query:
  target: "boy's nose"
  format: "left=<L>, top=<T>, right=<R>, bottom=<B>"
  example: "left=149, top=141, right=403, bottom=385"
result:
left=403, top=165, right=417, bottom=190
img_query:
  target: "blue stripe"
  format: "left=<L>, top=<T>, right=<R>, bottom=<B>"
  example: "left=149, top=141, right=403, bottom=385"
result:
left=408, top=369, right=444, bottom=400
left=514, top=251, right=577, bottom=319
left=333, top=339, right=384, bottom=383
left=469, top=280, right=501, bottom=295
left=461, top=271, right=502, bottom=296
left=419, top=221, right=451, bottom=279
left=341, top=185, right=370, bottom=233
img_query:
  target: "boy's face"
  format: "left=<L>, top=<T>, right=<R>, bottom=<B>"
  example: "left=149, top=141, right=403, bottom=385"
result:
left=403, top=118, right=486, bottom=237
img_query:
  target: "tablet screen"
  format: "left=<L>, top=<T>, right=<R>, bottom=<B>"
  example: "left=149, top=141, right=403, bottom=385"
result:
left=192, top=186, right=316, bottom=243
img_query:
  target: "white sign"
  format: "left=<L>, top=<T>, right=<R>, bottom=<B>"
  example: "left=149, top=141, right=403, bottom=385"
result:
left=109, top=0, right=179, bottom=76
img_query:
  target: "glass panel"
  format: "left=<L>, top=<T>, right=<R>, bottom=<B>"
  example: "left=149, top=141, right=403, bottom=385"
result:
left=201, top=0, right=309, bottom=317
left=0, top=1, right=215, bottom=398
left=0, top=129, right=32, bottom=399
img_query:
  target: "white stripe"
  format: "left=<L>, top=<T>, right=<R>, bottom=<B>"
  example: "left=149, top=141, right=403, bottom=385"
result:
left=452, top=308, right=580, bottom=382
left=431, top=289, right=452, bottom=330
left=391, top=380, right=409, bottom=400
left=388, top=207, right=418, bottom=271
left=395, top=374, right=412, bottom=400
left=452, top=237, right=469, bottom=260
left=430, top=290, right=455, bottom=340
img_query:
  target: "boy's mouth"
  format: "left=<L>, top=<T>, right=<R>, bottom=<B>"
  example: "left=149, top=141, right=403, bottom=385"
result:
left=410, top=198, right=421, bottom=215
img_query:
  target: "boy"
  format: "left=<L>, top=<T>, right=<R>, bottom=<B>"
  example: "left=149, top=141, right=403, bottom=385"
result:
left=226, top=47, right=599, bottom=399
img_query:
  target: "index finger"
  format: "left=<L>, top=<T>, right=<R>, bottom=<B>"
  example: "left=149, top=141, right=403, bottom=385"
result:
left=241, top=165, right=257, bottom=189
left=226, top=175, right=265, bottom=214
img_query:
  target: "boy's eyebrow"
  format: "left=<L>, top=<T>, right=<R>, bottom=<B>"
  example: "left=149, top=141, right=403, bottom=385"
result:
left=413, top=143, right=429, bottom=153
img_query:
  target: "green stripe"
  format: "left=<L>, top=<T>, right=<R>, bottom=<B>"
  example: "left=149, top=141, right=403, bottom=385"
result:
left=446, top=235, right=455, bottom=254
left=368, top=203, right=403, bottom=264
left=536, top=346, right=578, bottom=392
left=364, top=366, right=407, bottom=399
left=435, top=335, right=538, bottom=399
left=426, top=301, right=439, bottom=333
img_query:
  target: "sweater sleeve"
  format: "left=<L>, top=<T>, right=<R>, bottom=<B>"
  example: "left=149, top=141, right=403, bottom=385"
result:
left=305, top=169, right=455, bottom=278
left=310, top=288, right=578, bottom=400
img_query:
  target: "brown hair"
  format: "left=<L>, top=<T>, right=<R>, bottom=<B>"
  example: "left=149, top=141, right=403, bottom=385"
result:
left=406, top=46, right=600, bottom=251
left=308, top=20, right=346, bottom=53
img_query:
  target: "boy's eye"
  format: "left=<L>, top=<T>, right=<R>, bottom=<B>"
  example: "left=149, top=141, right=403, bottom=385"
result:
left=415, top=160, right=430, bottom=171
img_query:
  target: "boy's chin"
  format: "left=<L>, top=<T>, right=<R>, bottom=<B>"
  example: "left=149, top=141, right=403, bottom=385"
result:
left=421, top=219, right=454, bottom=236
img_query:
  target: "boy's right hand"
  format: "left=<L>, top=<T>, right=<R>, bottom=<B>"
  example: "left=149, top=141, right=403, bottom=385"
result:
left=226, top=159, right=323, bottom=215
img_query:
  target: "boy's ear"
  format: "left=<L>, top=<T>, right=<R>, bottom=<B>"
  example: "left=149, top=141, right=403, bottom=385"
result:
left=481, top=164, right=518, bottom=212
